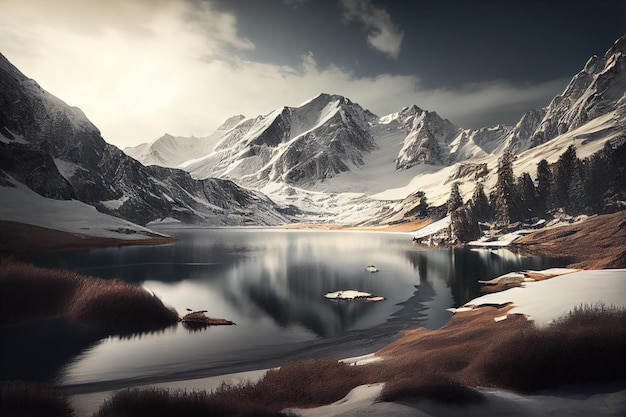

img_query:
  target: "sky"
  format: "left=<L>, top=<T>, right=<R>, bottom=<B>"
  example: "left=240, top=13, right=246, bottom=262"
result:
left=0, top=0, right=624, bottom=149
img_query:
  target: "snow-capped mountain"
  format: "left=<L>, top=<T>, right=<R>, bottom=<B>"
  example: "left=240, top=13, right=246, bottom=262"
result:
left=0, top=53, right=293, bottom=229
left=128, top=93, right=379, bottom=187
left=126, top=96, right=510, bottom=189
left=507, top=34, right=626, bottom=153
left=2, top=34, right=624, bottom=231
left=126, top=35, right=625, bottom=221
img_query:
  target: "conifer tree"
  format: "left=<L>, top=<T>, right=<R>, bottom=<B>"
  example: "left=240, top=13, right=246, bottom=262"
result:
left=518, top=172, right=537, bottom=220
left=469, top=182, right=491, bottom=222
left=567, top=158, right=586, bottom=214
left=536, top=159, right=551, bottom=215
left=450, top=206, right=481, bottom=243
left=447, top=182, right=463, bottom=214
left=550, top=144, right=577, bottom=211
left=494, top=150, right=519, bottom=225
left=584, top=141, right=614, bottom=213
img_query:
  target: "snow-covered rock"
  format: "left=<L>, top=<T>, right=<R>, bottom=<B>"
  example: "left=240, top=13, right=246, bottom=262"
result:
left=509, top=34, right=626, bottom=152
left=0, top=53, right=293, bottom=229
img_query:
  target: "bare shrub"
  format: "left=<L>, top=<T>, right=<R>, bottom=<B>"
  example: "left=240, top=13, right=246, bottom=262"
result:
left=380, top=374, right=485, bottom=405
left=476, top=305, right=626, bottom=392
left=0, top=258, right=81, bottom=324
left=69, top=279, right=178, bottom=333
left=0, top=258, right=178, bottom=331
left=0, top=380, right=75, bottom=417
left=96, top=386, right=280, bottom=417
left=251, top=358, right=369, bottom=407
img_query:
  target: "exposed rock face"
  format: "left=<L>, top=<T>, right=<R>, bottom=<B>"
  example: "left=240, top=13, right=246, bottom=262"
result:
left=262, top=95, right=377, bottom=185
left=180, top=93, right=378, bottom=187
left=394, top=107, right=462, bottom=169
left=512, top=35, right=626, bottom=151
left=505, top=108, right=548, bottom=153
left=0, top=53, right=293, bottom=226
left=129, top=99, right=511, bottom=186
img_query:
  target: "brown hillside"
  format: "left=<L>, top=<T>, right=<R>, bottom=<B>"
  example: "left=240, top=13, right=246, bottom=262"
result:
left=514, top=211, right=626, bottom=269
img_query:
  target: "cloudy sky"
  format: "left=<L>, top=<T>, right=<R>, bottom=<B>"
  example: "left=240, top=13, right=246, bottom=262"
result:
left=0, top=0, right=623, bottom=148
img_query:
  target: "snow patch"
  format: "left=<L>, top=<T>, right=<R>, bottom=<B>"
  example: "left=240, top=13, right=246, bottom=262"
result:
left=0, top=127, right=27, bottom=144
left=412, top=216, right=450, bottom=239
left=462, top=269, right=626, bottom=326
left=53, top=158, right=87, bottom=180
left=0, top=182, right=166, bottom=240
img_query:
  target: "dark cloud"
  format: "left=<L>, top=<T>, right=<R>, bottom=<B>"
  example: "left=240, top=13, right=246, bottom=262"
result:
left=340, top=0, right=404, bottom=59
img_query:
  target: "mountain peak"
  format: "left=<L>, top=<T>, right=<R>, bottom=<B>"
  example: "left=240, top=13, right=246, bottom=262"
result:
left=299, top=93, right=349, bottom=108
left=216, top=114, right=245, bottom=131
left=607, top=34, right=626, bottom=58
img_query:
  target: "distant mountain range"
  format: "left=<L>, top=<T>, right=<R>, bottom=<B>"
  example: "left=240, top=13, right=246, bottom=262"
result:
left=126, top=34, right=626, bottom=197
left=1, top=35, right=624, bottom=233
left=125, top=94, right=513, bottom=188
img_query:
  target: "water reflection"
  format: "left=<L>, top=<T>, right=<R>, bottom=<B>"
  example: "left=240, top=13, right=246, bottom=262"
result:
left=26, top=230, right=564, bottom=339
left=18, top=229, right=565, bottom=388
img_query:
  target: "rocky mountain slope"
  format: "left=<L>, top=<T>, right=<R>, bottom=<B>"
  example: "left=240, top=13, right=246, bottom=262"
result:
left=126, top=95, right=512, bottom=189
left=128, top=37, right=625, bottom=208
left=507, top=34, right=626, bottom=153
left=0, top=53, right=293, bottom=228
left=2, top=34, right=624, bottom=230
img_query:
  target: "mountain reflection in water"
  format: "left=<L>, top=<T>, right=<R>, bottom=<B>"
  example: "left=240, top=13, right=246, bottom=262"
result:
left=17, top=228, right=564, bottom=389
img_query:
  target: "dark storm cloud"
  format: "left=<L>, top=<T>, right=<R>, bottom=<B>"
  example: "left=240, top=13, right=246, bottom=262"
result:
left=340, top=0, right=404, bottom=59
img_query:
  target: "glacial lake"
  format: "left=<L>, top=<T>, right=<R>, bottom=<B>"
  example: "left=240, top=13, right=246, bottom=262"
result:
left=9, top=228, right=564, bottom=392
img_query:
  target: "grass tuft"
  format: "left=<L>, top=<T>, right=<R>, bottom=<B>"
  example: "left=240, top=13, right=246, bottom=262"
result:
left=0, top=381, right=75, bottom=417
left=476, top=304, right=626, bottom=393
left=379, top=375, right=486, bottom=405
left=92, top=306, right=626, bottom=415
left=0, top=257, right=178, bottom=332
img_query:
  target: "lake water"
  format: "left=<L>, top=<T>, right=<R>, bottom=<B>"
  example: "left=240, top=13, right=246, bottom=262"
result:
left=12, top=228, right=564, bottom=393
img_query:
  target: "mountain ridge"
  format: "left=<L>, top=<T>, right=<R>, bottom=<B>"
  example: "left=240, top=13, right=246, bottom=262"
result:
left=0, top=53, right=294, bottom=229
left=126, top=35, right=625, bottom=212
left=1, top=34, right=624, bottom=232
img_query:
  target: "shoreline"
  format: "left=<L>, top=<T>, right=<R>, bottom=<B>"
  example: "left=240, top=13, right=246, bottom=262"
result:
left=0, top=220, right=176, bottom=253
left=3, top=214, right=625, bottom=415
left=4, top=210, right=624, bottom=271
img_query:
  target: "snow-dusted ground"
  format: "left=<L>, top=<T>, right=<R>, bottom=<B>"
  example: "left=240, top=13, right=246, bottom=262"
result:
left=412, top=215, right=450, bottom=239
left=458, top=269, right=626, bottom=326
left=286, top=268, right=626, bottom=416
left=289, top=383, right=626, bottom=417
left=0, top=182, right=166, bottom=240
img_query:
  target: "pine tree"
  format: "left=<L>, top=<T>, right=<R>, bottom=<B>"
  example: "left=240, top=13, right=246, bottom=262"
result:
left=447, top=182, right=463, bottom=214
left=494, top=150, right=519, bottom=225
left=584, top=141, right=615, bottom=213
left=567, top=158, right=586, bottom=214
left=518, top=172, right=536, bottom=220
left=450, top=206, right=481, bottom=243
left=550, top=145, right=577, bottom=211
left=536, top=159, right=551, bottom=215
left=469, top=182, right=491, bottom=222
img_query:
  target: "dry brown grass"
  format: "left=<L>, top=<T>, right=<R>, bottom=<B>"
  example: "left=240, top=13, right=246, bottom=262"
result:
left=0, top=258, right=178, bottom=332
left=514, top=210, right=626, bottom=269
left=95, top=359, right=375, bottom=417
left=0, top=381, right=75, bottom=417
left=0, top=220, right=175, bottom=253
left=93, top=305, right=626, bottom=416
